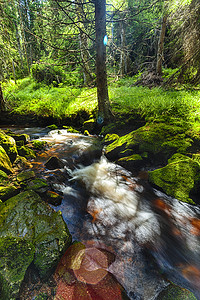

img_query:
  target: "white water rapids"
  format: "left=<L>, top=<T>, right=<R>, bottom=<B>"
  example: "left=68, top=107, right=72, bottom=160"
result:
left=9, top=127, right=200, bottom=299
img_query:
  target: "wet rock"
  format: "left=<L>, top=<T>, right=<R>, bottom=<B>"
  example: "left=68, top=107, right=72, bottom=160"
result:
left=0, top=185, right=18, bottom=202
left=13, top=156, right=33, bottom=170
left=104, top=122, right=193, bottom=164
left=76, top=140, right=103, bottom=166
left=0, top=236, right=35, bottom=300
left=0, top=170, right=8, bottom=183
left=83, top=119, right=96, bottom=133
left=17, top=170, right=36, bottom=182
left=117, top=154, right=144, bottom=172
left=7, top=132, right=30, bottom=144
left=31, top=140, right=47, bottom=150
left=0, top=190, right=72, bottom=280
left=0, top=129, right=18, bottom=163
left=156, top=283, right=197, bottom=299
left=62, top=125, right=79, bottom=133
left=17, top=145, right=36, bottom=159
left=45, top=191, right=63, bottom=206
left=25, top=178, right=49, bottom=193
left=103, top=133, right=119, bottom=146
left=44, top=156, right=65, bottom=170
left=148, top=153, right=200, bottom=204
left=47, top=124, right=58, bottom=130
left=0, top=145, right=13, bottom=174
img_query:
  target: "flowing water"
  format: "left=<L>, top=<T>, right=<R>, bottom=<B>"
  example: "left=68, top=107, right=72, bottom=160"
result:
left=8, top=127, right=200, bottom=299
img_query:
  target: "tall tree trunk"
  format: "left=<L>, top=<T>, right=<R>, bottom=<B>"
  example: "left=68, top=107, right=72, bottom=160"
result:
left=120, top=17, right=127, bottom=77
left=0, top=83, right=5, bottom=111
left=76, top=0, right=93, bottom=85
left=156, top=14, right=167, bottom=76
left=95, top=0, right=112, bottom=123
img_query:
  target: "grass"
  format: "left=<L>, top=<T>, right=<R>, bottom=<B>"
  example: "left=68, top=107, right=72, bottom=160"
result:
left=3, top=76, right=200, bottom=127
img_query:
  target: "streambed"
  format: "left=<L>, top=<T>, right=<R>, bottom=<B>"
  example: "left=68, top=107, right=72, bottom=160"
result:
left=9, top=127, right=200, bottom=299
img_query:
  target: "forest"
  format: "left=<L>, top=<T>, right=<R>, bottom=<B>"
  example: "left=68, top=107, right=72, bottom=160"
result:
left=1, top=0, right=200, bottom=300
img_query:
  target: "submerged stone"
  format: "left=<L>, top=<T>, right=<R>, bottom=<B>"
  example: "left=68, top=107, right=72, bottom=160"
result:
left=0, top=190, right=72, bottom=279
left=157, top=283, right=197, bottom=299
left=45, top=156, right=65, bottom=170
left=0, top=145, right=13, bottom=174
left=148, top=154, right=200, bottom=204
left=0, top=236, right=35, bottom=300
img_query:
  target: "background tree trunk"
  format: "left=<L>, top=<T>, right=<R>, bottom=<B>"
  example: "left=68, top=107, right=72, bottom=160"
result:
left=95, top=0, right=112, bottom=123
left=156, top=14, right=167, bottom=76
left=0, top=83, right=5, bottom=111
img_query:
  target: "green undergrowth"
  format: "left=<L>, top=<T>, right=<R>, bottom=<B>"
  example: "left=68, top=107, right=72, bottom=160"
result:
left=3, top=76, right=200, bottom=127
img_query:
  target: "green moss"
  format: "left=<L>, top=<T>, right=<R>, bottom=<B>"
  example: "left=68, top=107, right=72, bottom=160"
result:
left=0, top=186, right=18, bottom=202
left=118, top=154, right=143, bottom=162
left=83, top=118, right=96, bottom=132
left=103, top=134, right=119, bottom=144
left=17, top=170, right=35, bottom=182
left=0, top=236, right=35, bottom=300
left=0, top=145, right=13, bottom=174
left=0, top=170, right=8, bottom=182
left=0, top=130, right=18, bottom=163
left=17, top=145, right=36, bottom=158
left=105, top=122, right=194, bottom=163
left=0, top=190, right=72, bottom=279
left=157, top=283, right=197, bottom=300
left=32, top=140, right=47, bottom=150
left=62, top=126, right=79, bottom=133
left=148, top=154, right=200, bottom=204
left=47, top=124, right=58, bottom=130
left=25, top=178, right=48, bottom=192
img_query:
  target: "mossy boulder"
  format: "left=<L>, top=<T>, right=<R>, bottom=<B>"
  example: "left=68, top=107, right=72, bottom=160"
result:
left=117, top=154, right=143, bottom=171
left=148, top=154, right=200, bottom=204
left=0, top=145, right=13, bottom=174
left=62, top=126, right=79, bottom=133
left=13, top=156, right=33, bottom=170
left=0, top=190, right=72, bottom=279
left=7, top=132, right=30, bottom=144
left=25, top=178, right=48, bottom=193
left=0, top=185, right=18, bottom=202
left=82, top=119, right=96, bottom=133
left=105, top=122, right=193, bottom=164
left=17, top=170, right=36, bottom=182
left=156, top=283, right=197, bottom=300
left=32, top=140, right=47, bottom=150
left=0, top=236, right=35, bottom=300
left=0, top=130, right=18, bottom=163
left=103, top=133, right=119, bottom=145
left=17, top=145, right=36, bottom=158
left=0, top=170, right=8, bottom=183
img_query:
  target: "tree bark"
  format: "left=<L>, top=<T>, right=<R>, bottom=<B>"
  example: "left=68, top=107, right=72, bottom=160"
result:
left=0, top=83, right=5, bottom=111
left=95, top=0, right=112, bottom=123
left=76, top=0, right=93, bottom=85
left=120, top=18, right=127, bottom=77
left=156, top=14, right=167, bottom=76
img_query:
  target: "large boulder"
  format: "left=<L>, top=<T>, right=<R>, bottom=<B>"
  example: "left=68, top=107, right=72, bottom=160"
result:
left=0, top=190, right=72, bottom=280
left=0, top=130, right=18, bottom=163
left=0, top=236, right=35, bottom=300
left=148, top=154, right=200, bottom=204
left=0, top=145, right=13, bottom=174
left=104, top=122, right=193, bottom=165
left=156, top=283, right=197, bottom=300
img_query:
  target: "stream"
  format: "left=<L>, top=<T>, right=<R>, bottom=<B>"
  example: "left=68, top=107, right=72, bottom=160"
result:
left=8, top=127, right=200, bottom=299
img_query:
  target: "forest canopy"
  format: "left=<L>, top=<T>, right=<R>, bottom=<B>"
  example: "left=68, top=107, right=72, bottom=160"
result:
left=0, top=0, right=200, bottom=117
